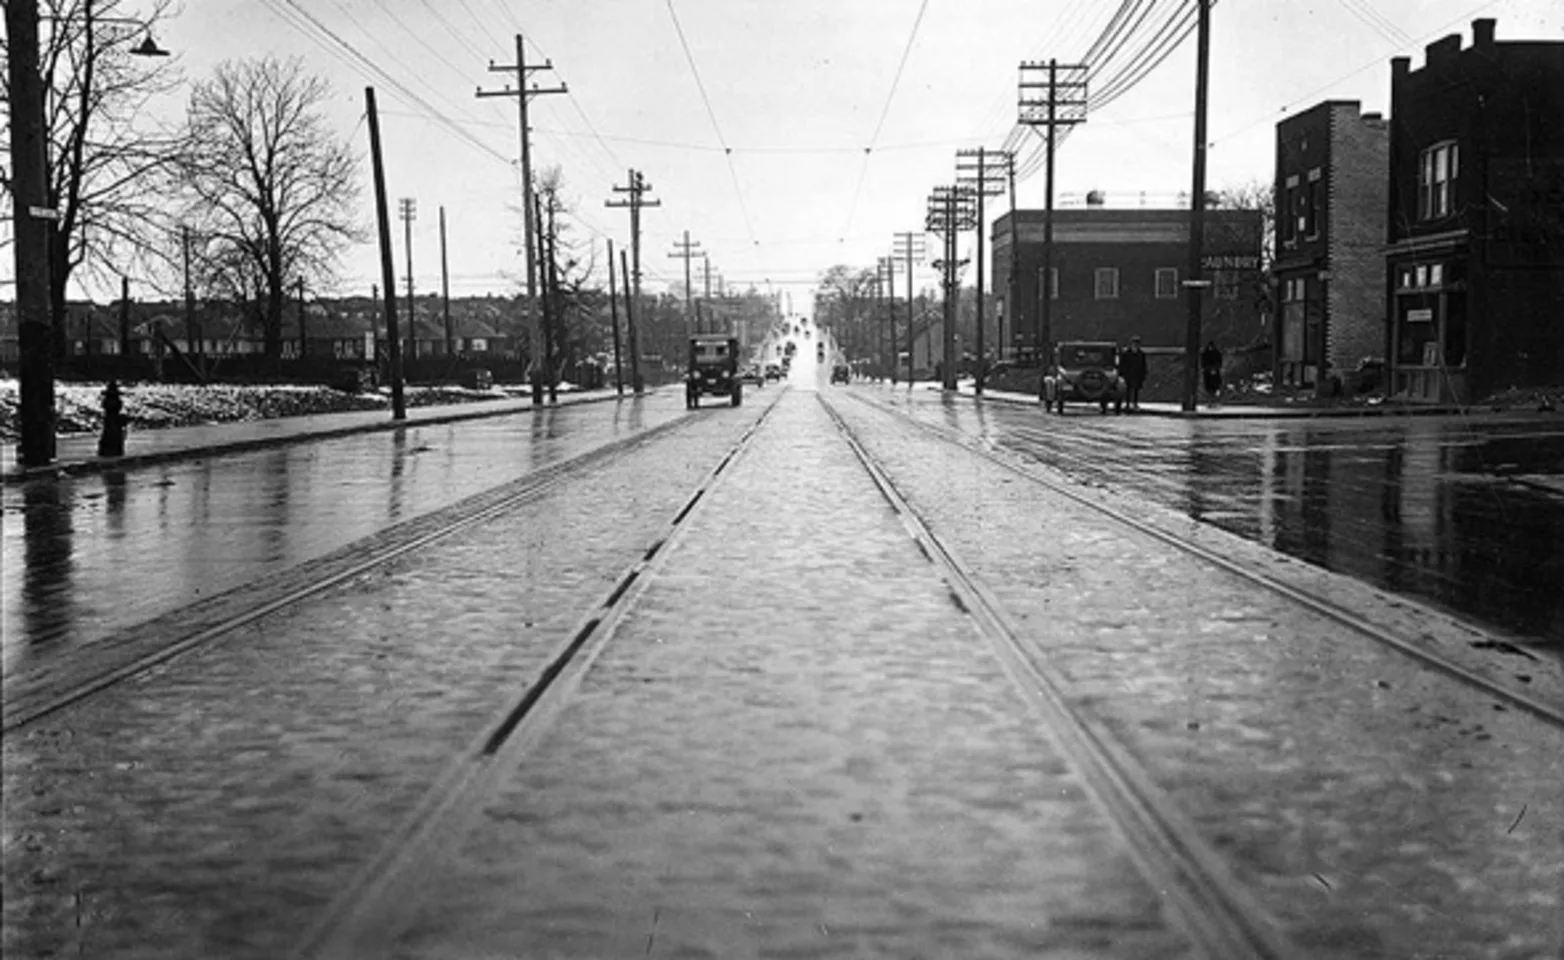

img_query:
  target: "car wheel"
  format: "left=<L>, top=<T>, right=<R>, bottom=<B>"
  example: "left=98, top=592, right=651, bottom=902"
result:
left=1101, top=400, right=1109, bottom=414
left=732, top=384, right=742, bottom=407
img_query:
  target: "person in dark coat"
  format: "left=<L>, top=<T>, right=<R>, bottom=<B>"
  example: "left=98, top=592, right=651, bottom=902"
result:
left=1200, top=340, right=1223, bottom=401
left=98, top=379, right=126, bottom=457
left=1117, top=336, right=1148, bottom=411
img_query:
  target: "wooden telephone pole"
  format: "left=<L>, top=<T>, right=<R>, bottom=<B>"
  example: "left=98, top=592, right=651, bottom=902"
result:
left=668, top=230, right=702, bottom=335
left=956, top=147, right=1011, bottom=395
left=476, top=35, right=565, bottom=404
left=1019, top=59, right=1088, bottom=394
left=606, top=169, right=659, bottom=393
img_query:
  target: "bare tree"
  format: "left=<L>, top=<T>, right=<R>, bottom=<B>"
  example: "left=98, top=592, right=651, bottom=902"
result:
left=180, top=55, right=362, bottom=360
left=1, top=0, right=183, bottom=336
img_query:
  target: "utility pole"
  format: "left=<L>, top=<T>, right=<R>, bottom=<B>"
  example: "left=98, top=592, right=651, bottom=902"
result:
left=540, top=188, right=561, bottom=403
left=606, top=169, right=659, bottom=393
left=957, top=147, right=1011, bottom=395
left=1019, top=59, right=1088, bottom=394
left=365, top=87, right=405, bottom=420
left=119, top=276, right=131, bottom=371
left=1006, top=153, right=1019, bottom=364
left=296, top=277, right=306, bottom=360
left=876, top=256, right=892, bottom=382
left=668, top=230, right=702, bottom=336
left=892, top=231, right=925, bottom=385
left=183, top=225, right=201, bottom=373
left=476, top=34, right=565, bottom=404
left=1183, top=0, right=1213, bottom=411
left=619, top=247, right=639, bottom=394
left=927, top=185, right=975, bottom=392
left=439, top=205, right=453, bottom=360
left=8, top=0, right=55, bottom=464
left=399, top=197, right=416, bottom=365
left=608, top=238, right=623, bottom=395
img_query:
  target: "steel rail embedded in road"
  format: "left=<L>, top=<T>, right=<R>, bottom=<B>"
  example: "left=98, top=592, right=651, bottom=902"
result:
left=293, top=390, right=785, bottom=960
left=817, top=392, right=1304, bottom=960
left=851, top=390, right=1564, bottom=730
left=2, top=413, right=701, bottom=733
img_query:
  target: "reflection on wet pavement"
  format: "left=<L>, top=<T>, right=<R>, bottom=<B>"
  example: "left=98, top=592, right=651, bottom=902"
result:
left=0, top=394, right=687, bottom=680
left=887, top=390, right=1564, bottom=649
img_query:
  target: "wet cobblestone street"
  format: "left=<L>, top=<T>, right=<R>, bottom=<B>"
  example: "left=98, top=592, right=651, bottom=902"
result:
left=2, top=386, right=1561, bottom=959
left=374, top=391, right=1192, bottom=960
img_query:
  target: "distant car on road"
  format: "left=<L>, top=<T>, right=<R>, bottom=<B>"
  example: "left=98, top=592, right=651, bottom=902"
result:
left=739, top=366, right=764, bottom=387
left=764, top=363, right=783, bottom=381
left=831, top=364, right=851, bottom=384
left=685, top=334, right=742, bottom=409
left=1043, top=341, right=1123, bottom=414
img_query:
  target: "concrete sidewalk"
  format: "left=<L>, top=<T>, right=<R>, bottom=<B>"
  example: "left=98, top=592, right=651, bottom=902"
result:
left=1, top=386, right=656, bottom=484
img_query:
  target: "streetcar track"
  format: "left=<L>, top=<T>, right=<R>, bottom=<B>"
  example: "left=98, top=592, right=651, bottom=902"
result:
left=293, top=391, right=782, bottom=960
left=849, top=389, right=1564, bottom=729
left=2, top=414, right=701, bottom=733
left=819, top=392, right=1302, bottom=960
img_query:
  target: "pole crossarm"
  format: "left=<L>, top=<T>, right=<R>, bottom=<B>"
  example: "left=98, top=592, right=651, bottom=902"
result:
left=925, top=185, right=976, bottom=233
left=1019, top=61, right=1089, bottom=125
left=955, top=148, right=1011, bottom=197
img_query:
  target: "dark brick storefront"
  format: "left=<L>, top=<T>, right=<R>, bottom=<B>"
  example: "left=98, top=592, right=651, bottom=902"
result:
left=1386, top=19, right=1564, bottom=403
left=991, top=208, right=1263, bottom=363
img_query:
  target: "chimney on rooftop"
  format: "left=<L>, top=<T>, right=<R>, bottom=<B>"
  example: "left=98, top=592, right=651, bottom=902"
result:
left=1425, top=33, right=1462, bottom=67
left=1473, top=18, right=1495, bottom=48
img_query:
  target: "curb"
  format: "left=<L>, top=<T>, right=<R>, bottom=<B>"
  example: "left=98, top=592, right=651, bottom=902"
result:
left=1, top=387, right=658, bottom=486
left=949, top=386, right=1491, bottom=420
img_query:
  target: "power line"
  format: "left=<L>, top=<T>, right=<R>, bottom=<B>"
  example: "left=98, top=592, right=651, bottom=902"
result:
left=662, top=0, right=757, bottom=246
left=839, top=0, right=933, bottom=242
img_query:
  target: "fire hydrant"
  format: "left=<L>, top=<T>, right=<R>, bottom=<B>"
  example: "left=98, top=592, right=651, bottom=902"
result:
left=98, top=379, right=126, bottom=458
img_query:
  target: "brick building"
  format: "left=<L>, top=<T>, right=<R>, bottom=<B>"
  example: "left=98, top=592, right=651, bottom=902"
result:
left=1386, top=19, right=1564, bottom=403
left=990, top=207, right=1264, bottom=362
left=1273, top=100, right=1389, bottom=392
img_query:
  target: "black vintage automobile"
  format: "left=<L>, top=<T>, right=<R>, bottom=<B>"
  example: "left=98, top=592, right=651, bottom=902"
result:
left=686, top=334, right=742, bottom=408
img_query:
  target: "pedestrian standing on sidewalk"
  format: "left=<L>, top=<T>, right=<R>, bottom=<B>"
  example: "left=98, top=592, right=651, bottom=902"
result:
left=1117, top=336, right=1148, bottom=411
left=98, top=379, right=127, bottom=457
left=1200, top=340, right=1224, bottom=402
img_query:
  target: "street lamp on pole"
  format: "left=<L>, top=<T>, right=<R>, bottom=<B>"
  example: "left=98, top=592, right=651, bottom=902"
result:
left=8, top=0, right=170, bottom=466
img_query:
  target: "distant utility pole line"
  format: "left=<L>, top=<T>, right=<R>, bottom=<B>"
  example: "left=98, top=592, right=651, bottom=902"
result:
left=476, top=34, right=565, bottom=404
left=878, top=255, right=895, bottom=382
left=892, top=231, right=926, bottom=386
left=606, top=169, right=659, bottom=393
left=667, top=230, right=702, bottom=335
left=440, top=206, right=453, bottom=359
left=956, top=146, right=1011, bottom=396
left=399, top=197, right=416, bottom=360
left=1019, top=58, right=1087, bottom=394
left=926, top=185, right=976, bottom=392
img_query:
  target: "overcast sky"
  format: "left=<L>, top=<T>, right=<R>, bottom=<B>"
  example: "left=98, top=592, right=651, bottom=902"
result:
left=20, top=0, right=1564, bottom=312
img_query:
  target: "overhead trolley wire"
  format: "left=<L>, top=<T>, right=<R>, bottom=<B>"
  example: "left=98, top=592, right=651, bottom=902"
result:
left=837, top=0, right=933, bottom=241
left=265, top=0, right=513, bottom=167
left=663, top=0, right=759, bottom=247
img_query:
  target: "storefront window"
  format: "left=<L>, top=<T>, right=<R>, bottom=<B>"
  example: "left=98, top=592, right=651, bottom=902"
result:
left=1444, top=293, right=1466, bottom=367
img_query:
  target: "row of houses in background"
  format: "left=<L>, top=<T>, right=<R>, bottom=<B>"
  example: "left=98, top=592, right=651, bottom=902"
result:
left=0, top=287, right=782, bottom=379
left=993, top=18, right=1563, bottom=403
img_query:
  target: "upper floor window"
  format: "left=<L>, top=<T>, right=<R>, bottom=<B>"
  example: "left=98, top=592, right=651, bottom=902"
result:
left=1094, top=267, right=1119, bottom=299
left=1154, top=268, right=1178, bottom=298
left=1305, top=167, right=1322, bottom=237
left=1419, top=141, right=1458, bottom=220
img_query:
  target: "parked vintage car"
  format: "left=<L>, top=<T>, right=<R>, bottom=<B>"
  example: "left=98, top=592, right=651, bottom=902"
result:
left=831, top=364, right=851, bottom=384
left=686, top=334, right=742, bottom=408
left=763, top=363, right=783, bottom=381
left=1043, top=341, right=1123, bottom=414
